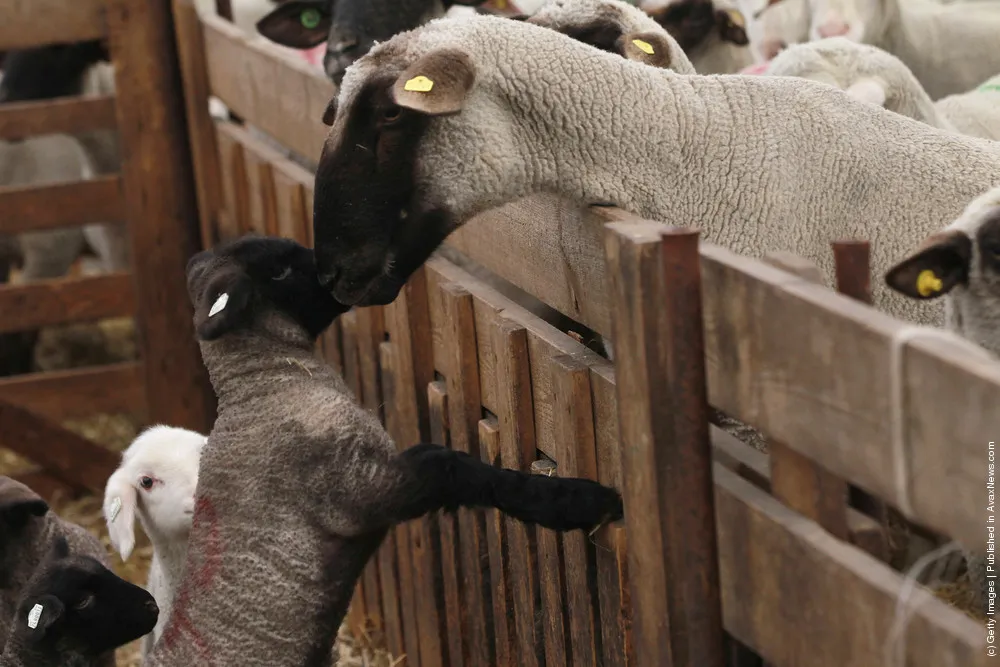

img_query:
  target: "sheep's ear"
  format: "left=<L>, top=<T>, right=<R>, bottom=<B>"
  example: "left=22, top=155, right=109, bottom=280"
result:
left=885, top=230, right=972, bottom=300
left=256, top=1, right=331, bottom=49
left=193, top=271, right=255, bottom=341
left=621, top=31, right=675, bottom=69
left=391, top=49, right=476, bottom=116
left=322, top=96, right=338, bottom=126
left=845, top=77, right=887, bottom=107
left=0, top=477, right=49, bottom=534
left=104, top=471, right=139, bottom=561
left=716, top=9, right=749, bottom=46
left=20, top=594, right=64, bottom=644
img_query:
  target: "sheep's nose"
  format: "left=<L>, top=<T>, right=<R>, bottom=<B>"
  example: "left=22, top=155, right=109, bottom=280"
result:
left=317, top=268, right=340, bottom=292
left=817, top=19, right=850, bottom=37
left=145, top=599, right=159, bottom=614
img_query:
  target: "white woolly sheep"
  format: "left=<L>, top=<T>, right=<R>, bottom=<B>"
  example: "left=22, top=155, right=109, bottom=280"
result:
left=311, top=12, right=1000, bottom=331
left=529, top=0, right=697, bottom=72
left=804, top=0, right=1000, bottom=98
left=734, top=0, right=810, bottom=61
left=143, top=235, right=624, bottom=666
left=765, top=38, right=1000, bottom=140
left=642, top=0, right=754, bottom=73
left=0, top=535, right=158, bottom=667
left=102, top=425, right=207, bottom=659
left=0, top=476, right=117, bottom=667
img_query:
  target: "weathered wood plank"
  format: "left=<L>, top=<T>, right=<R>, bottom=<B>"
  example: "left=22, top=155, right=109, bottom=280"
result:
left=0, top=176, right=125, bottom=235
left=213, top=122, right=248, bottom=241
left=238, top=137, right=280, bottom=236
left=106, top=0, right=215, bottom=433
left=0, top=0, right=108, bottom=51
left=0, top=362, right=146, bottom=421
left=478, top=416, right=513, bottom=667
left=272, top=161, right=311, bottom=244
left=0, top=96, right=117, bottom=141
left=0, top=402, right=118, bottom=495
left=0, top=273, right=134, bottom=334
left=532, top=459, right=569, bottom=667
left=715, top=463, right=985, bottom=666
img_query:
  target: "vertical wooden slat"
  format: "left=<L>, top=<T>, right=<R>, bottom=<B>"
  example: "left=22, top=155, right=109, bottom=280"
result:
left=478, top=416, right=513, bottom=667
left=272, top=166, right=308, bottom=242
left=550, top=355, right=602, bottom=666
left=214, top=125, right=246, bottom=240
left=439, top=283, right=494, bottom=667
left=323, top=320, right=345, bottom=376
left=355, top=307, right=385, bottom=421
left=241, top=145, right=278, bottom=236
left=429, top=381, right=464, bottom=667
left=604, top=222, right=725, bottom=667
left=491, top=316, right=544, bottom=667
left=171, top=0, right=223, bottom=250
left=105, top=0, right=215, bottom=433
left=532, top=459, right=570, bottom=667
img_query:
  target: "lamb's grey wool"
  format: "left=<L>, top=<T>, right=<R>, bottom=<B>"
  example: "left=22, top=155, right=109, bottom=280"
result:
left=312, top=12, right=1000, bottom=331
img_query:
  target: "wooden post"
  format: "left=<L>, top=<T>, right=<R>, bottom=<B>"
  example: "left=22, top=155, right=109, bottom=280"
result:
left=604, top=221, right=725, bottom=667
left=104, top=0, right=215, bottom=434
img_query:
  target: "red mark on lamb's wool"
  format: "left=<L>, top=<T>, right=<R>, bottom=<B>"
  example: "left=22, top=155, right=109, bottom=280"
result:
left=159, top=496, right=223, bottom=663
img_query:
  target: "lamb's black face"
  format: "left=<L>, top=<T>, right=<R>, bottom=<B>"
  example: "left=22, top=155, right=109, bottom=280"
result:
left=313, top=79, right=455, bottom=306
left=16, top=538, right=158, bottom=656
left=186, top=235, right=350, bottom=341
left=0, top=41, right=108, bottom=103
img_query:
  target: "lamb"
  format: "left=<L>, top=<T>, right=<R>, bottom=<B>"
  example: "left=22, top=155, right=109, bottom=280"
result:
left=102, top=425, right=207, bottom=660
left=641, top=0, right=754, bottom=73
left=0, top=535, right=159, bottom=667
left=804, top=0, right=1000, bottom=98
left=734, top=0, right=810, bottom=61
left=311, top=12, right=1000, bottom=331
left=765, top=38, right=1000, bottom=140
left=144, top=235, right=624, bottom=665
left=529, top=0, right=697, bottom=72
left=0, top=477, right=116, bottom=666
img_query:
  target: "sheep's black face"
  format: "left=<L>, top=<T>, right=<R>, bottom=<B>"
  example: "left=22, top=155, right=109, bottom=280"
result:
left=0, top=41, right=108, bottom=103
left=15, top=537, right=158, bottom=656
left=186, top=235, right=350, bottom=341
left=313, top=78, right=454, bottom=306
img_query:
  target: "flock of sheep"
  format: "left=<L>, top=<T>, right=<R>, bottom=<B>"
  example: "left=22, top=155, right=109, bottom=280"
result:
left=1, top=0, right=999, bottom=663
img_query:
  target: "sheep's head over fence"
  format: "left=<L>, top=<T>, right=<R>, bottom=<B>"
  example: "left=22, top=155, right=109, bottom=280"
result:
left=6, top=536, right=158, bottom=660
left=186, top=235, right=349, bottom=343
left=646, top=0, right=749, bottom=51
left=0, top=40, right=108, bottom=103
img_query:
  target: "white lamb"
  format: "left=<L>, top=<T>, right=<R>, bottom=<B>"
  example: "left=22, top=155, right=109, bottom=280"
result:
left=736, top=0, right=810, bottom=62
left=102, top=425, right=207, bottom=659
left=766, top=38, right=1000, bottom=140
left=804, top=0, right=1000, bottom=98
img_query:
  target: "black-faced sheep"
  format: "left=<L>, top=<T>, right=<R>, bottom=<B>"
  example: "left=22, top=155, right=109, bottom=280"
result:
left=0, top=535, right=158, bottom=667
left=143, top=235, right=623, bottom=666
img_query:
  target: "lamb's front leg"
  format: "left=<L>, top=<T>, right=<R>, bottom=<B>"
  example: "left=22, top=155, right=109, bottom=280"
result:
left=317, top=443, right=624, bottom=537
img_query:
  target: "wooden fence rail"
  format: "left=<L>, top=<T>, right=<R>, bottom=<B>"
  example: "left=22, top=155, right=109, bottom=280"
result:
left=175, top=2, right=995, bottom=665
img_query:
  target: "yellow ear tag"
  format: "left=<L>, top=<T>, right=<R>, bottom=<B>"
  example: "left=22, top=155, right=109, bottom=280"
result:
left=404, top=75, right=434, bottom=92
left=916, top=269, right=943, bottom=297
left=632, top=39, right=655, bottom=55
left=727, top=9, right=746, bottom=27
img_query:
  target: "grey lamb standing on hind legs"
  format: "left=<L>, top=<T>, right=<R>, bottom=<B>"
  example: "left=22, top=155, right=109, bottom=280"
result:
left=0, top=477, right=118, bottom=667
left=0, top=535, right=159, bottom=667
left=145, top=235, right=624, bottom=666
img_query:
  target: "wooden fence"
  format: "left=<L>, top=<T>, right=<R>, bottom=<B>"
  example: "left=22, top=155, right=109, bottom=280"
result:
left=0, top=0, right=214, bottom=496
left=174, top=1, right=997, bottom=665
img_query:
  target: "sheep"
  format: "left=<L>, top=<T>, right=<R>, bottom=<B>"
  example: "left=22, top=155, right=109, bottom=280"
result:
left=0, top=535, right=159, bottom=667
left=0, top=477, right=116, bottom=666
left=884, top=185, right=1000, bottom=615
left=803, top=0, right=1000, bottom=98
left=143, top=235, right=624, bottom=665
left=102, top=425, right=208, bottom=660
left=311, top=12, right=1000, bottom=331
left=528, top=0, right=697, bottom=73
left=734, top=0, right=810, bottom=61
left=765, top=38, right=1000, bottom=140
left=640, top=0, right=754, bottom=73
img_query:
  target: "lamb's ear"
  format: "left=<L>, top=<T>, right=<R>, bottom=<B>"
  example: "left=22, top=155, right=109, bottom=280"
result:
left=20, top=594, right=64, bottom=644
left=391, top=49, right=476, bottom=116
left=256, top=1, right=331, bottom=49
left=193, top=271, right=255, bottom=341
left=104, top=471, right=138, bottom=561
left=885, top=230, right=973, bottom=300
left=0, top=477, right=49, bottom=534
left=845, top=77, right=888, bottom=107
left=621, top=31, right=675, bottom=69
left=322, top=96, right=338, bottom=126
left=716, top=9, right=749, bottom=46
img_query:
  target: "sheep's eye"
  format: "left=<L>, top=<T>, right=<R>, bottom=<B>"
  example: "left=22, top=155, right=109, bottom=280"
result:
left=382, top=105, right=402, bottom=123
left=272, top=266, right=292, bottom=281
left=139, top=476, right=154, bottom=490
left=74, top=594, right=94, bottom=611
